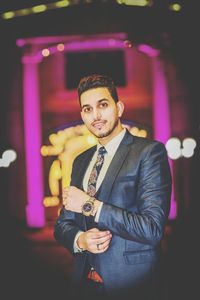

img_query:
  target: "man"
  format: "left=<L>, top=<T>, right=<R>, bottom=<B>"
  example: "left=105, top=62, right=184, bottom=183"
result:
left=54, top=74, right=172, bottom=300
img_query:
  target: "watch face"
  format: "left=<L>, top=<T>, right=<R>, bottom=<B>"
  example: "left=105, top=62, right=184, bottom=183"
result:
left=83, top=202, right=93, bottom=212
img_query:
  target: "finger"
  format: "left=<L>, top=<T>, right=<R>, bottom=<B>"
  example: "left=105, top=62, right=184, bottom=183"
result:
left=95, top=244, right=109, bottom=254
left=96, top=234, right=112, bottom=245
left=91, top=232, right=111, bottom=241
left=97, top=238, right=111, bottom=250
left=90, top=229, right=110, bottom=237
left=93, top=237, right=111, bottom=252
left=101, top=239, right=112, bottom=249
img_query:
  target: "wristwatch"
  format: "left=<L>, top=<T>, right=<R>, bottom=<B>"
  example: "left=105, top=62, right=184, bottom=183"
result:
left=82, top=197, right=96, bottom=217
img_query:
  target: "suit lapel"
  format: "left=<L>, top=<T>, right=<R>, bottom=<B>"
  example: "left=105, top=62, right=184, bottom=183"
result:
left=99, top=130, right=134, bottom=202
left=72, top=146, right=96, bottom=230
left=72, top=146, right=96, bottom=189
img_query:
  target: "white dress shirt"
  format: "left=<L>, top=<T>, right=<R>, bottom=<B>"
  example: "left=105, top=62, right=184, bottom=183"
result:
left=74, top=128, right=126, bottom=252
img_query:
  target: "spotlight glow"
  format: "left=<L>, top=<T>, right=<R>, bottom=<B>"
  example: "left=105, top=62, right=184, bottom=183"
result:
left=165, top=138, right=182, bottom=160
left=42, top=49, right=50, bottom=57
left=0, top=149, right=17, bottom=167
left=182, top=138, right=196, bottom=158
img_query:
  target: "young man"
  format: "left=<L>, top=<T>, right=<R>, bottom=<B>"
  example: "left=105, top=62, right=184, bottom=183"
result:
left=54, top=74, right=172, bottom=300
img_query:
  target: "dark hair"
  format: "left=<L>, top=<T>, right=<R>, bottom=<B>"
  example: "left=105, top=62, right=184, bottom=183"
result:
left=77, top=74, right=119, bottom=104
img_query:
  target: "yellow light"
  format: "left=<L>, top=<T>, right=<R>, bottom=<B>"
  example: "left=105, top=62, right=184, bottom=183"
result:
left=55, top=0, right=70, bottom=8
left=57, top=43, right=65, bottom=51
left=32, top=5, right=47, bottom=13
left=169, top=3, right=181, bottom=12
left=51, top=145, right=64, bottom=155
left=19, top=8, right=30, bottom=16
left=42, top=49, right=50, bottom=57
left=51, top=160, right=62, bottom=179
left=57, top=130, right=67, bottom=144
left=117, top=0, right=150, bottom=6
left=130, top=127, right=139, bottom=136
left=87, top=134, right=97, bottom=145
left=41, top=146, right=49, bottom=156
left=43, top=196, right=60, bottom=207
left=49, top=160, right=62, bottom=196
left=138, top=129, right=147, bottom=137
left=2, top=11, right=15, bottom=19
left=49, top=133, right=58, bottom=145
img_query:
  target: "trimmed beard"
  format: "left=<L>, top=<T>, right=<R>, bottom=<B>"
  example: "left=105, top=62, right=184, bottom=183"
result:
left=91, top=118, right=119, bottom=139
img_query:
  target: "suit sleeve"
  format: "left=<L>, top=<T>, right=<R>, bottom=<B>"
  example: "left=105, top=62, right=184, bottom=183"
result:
left=98, top=142, right=172, bottom=246
left=54, top=156, right=82, bottom=256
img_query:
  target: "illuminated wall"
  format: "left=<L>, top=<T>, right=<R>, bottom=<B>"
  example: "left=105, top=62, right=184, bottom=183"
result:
left=18, top=33, right=180, bottom=227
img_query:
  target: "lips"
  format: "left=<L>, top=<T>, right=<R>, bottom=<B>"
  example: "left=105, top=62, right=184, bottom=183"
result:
left=92, top=120, right=106, bottom=130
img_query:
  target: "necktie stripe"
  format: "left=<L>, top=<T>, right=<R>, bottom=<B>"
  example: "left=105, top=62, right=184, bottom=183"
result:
left=87, top=146, right=107, bottom=196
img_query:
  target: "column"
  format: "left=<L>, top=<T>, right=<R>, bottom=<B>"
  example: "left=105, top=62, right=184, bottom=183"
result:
left=151, top=57, right=176, bottom=219
left=22, top=55, right=45, bottom=227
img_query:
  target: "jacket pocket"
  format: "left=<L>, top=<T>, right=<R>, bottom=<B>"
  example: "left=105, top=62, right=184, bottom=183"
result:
left=123, top=249, right=157, bottom=265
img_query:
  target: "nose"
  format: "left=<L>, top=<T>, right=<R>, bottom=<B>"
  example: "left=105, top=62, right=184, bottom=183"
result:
left=93, top=108, right=101, bottom=120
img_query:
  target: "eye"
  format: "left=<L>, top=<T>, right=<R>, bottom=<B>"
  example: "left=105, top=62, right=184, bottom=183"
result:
left=99, top=102, right=108, bottom=108
left=82, top=106, right=92, bottom=113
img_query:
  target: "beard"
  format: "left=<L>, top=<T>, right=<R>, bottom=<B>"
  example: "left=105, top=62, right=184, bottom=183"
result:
left=91, top=118, right=119, bottom=139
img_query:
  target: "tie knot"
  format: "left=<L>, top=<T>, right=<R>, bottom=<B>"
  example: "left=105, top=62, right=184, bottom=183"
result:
left=98, top=146, right=107, bottom=156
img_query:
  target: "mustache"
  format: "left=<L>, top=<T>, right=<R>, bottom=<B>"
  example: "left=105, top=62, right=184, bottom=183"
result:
left=91, top=120, right=107, bottom=126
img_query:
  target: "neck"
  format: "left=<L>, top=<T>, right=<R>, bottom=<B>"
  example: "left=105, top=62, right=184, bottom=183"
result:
left=98, top=122, right=124, bottom=146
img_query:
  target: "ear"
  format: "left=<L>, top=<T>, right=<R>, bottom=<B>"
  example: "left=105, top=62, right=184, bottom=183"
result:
left=116, top=101, right=124, bottom=118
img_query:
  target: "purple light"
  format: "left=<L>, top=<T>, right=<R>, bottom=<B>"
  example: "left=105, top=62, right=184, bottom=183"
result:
left=138, top=44, right=160, bottom=57
left=64, top=39, right=125, bottom=51
left=16, top=38, right=25, bottom=47
left=152, top=58, right=171, bottom=143
left=151, top=57, right=177, bottom=219
left=23, top=60, right=45, bottom=227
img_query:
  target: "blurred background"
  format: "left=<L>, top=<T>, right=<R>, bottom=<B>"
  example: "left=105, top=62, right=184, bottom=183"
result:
left=0, top=1, right=199, bottom=299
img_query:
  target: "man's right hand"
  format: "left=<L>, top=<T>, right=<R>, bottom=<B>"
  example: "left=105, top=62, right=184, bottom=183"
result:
left=77, top=228, right=112, bottom=254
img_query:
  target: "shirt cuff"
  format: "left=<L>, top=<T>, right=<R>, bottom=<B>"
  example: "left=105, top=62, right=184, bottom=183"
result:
left=94, top=201, right=103, bottom=222
left=73, top=230, right=84, bottom=253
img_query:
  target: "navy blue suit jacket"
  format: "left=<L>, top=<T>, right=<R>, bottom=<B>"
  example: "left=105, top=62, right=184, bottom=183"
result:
left=54, top=130, right=172, bottom=298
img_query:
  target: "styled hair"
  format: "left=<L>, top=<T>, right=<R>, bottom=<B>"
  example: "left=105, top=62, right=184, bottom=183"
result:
left=77, top=74, right=119, bottom=104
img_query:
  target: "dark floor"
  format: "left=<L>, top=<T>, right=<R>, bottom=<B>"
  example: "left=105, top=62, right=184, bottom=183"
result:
left=1, top=214, right=199, bottom=300
left=1, top=221, right=73, bottom=300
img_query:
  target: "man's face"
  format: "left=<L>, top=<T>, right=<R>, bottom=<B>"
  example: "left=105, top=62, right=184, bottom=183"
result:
left=80, top=87, right=124, bottom=142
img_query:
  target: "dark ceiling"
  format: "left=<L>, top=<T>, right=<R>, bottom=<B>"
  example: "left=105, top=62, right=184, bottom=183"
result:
left=0, top=1, right=195, bottom=47
left=0, top=1, right=199, bottom=115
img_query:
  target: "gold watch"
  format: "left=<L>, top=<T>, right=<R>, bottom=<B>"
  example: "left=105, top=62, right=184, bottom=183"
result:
left=82, top=197, right=96, bottom=217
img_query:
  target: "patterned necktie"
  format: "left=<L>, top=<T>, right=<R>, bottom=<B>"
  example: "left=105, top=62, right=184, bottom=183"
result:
left=87, top=146, right=107, bottom=196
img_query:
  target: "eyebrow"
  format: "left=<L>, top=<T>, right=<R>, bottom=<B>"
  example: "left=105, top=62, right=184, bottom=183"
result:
left=81, top=98, right=109, bottom=110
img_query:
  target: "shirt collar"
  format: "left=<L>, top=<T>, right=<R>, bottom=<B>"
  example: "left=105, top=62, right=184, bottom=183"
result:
left=97, top=128, right=126, bottom=155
